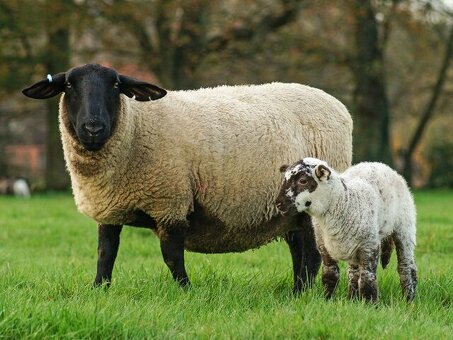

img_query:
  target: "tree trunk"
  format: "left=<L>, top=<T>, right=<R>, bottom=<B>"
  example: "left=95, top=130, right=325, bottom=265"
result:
left=44, top=0, right=71, bottom=190
left=402, top=25, right=453, bottom=185
left=351, top=0, right=392, bottom=165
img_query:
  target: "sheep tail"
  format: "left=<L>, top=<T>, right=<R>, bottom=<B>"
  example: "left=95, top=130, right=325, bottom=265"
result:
left=380, top=235, right=394, bottom=269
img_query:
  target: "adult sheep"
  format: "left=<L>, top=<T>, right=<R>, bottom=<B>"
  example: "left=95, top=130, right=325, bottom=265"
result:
left=22, top=64, right=352, bottom=291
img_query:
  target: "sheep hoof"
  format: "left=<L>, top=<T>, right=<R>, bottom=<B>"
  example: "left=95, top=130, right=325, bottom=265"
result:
left=92, top=279, right=111, bottom=289
left=176, top=277, right=191, bottom=289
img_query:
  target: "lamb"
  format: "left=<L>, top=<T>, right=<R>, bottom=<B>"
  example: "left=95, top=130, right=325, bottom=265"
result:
left=276, top=158, right=417, bottom=302
left=22, top=64, right=353, bottom=291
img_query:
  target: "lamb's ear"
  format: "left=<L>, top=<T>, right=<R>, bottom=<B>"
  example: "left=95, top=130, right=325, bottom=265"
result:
left=279, top=164, right=290, bottom=173
left=22, top=73, right=66, bottom=99
left=119, top=75, right=167, bottom=101
left=315, top=164, right=331, bottom=181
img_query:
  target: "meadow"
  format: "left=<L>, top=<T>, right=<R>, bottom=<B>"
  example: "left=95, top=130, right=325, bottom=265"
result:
left=0, top=190, right=452, bottom=338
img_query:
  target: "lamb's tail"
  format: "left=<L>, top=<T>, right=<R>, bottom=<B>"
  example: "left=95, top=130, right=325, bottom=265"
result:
left=381, top=235, right=394, bottom=269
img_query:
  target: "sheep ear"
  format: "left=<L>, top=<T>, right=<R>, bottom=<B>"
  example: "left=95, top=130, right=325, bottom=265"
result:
left=279, top=164, right=289, bottom=173
left=22, top=73, right=66, bottom=99
left=119, top=75, right=167, bottom=101
left=315, top=164, right=331, bottom=181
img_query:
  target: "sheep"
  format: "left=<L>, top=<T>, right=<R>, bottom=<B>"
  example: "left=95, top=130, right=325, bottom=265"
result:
left=13, top=178, right=31, bottom=198
left=276, top=158, right=417, bottom=302
left=0, top=177, right=31, bottom=198
left=22, top=64, right=353, bottom=290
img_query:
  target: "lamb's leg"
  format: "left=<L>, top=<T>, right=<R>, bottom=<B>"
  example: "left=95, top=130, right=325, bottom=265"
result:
left=380, top=235, right=394, bottom=269
left=160, top=222, right=190, bottom=287
left=358, top=246, right=379, bottom=302
left=318, top=245, right=339, bottom=299
left=347, top=264, right=360, bottom=299
left=394, top=232, right=417, bottom=302
left=285, top=215, right=321, bottom=293
left=94, top=224, right=123, bottom=287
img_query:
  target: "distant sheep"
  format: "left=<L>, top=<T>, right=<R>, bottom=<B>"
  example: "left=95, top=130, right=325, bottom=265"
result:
left=0, top=178, right=31, bottom=198
left=13, top=179, right=31, bottom=198
left=277, top=158, right=417, bottom=302
left=23, top=64, right=352, bottom=290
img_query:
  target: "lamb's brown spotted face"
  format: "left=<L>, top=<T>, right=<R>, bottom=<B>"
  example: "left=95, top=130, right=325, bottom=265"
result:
left=276, top=161, right=318, bottom=216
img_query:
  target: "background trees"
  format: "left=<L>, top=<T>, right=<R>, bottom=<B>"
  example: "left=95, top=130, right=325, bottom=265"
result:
left=0, top=0, right=78, bottom=189
left=1, top=0, right=452, bottom=189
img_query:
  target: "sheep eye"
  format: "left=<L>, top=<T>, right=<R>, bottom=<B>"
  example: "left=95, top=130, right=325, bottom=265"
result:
left=114, top=82, right=119, bottom=88
left=66, top=82, right=72, bottom=89
left=299, top=178, right=308, bottom=185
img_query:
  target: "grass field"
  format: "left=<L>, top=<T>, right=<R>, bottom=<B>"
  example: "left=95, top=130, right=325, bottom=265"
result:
left=0, top=191, right=452, bottom=338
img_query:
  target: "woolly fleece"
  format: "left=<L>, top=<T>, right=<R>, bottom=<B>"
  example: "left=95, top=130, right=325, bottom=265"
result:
left=60, top=82, right=353, bottom=253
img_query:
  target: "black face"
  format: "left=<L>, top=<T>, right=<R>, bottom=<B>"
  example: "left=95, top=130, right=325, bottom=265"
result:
left=22, top=63, right=167, bottom=152
left=64, top=66, right=120, bottom=150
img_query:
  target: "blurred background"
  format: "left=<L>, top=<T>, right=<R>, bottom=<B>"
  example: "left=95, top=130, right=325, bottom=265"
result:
left=0, top=0, right=452, bottom=193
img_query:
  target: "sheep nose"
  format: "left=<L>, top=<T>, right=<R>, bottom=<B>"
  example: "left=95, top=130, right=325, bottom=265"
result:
left=83, top=122, right=105, bottom=136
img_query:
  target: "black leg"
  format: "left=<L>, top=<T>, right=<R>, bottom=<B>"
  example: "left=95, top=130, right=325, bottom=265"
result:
left=285, top=230, right=304, bottom=293
left=285, top=214, right=321, bottom=294
left=160, top=222, right=190, bottom=287
left=94, top=224, right=123, bottom=287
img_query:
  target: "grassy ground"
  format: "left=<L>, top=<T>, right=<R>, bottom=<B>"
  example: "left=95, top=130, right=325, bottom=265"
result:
left=0, top=190, right=452, bottom=339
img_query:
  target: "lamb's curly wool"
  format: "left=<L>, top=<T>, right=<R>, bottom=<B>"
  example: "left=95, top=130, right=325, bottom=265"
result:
left=60, top=83, right=352, bottom=253
left=277, top=158, right=417, bottom=302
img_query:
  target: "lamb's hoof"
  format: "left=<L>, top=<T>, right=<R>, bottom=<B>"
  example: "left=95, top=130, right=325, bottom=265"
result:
left=404, top=270, right=417, bottom=303
left=359, top=292, right=378, bottom=304
left=324, top=291, right=335, bottom=300
left=404, top=287, right=416, bottom=303
left=359, top=279, right=378, bottom=303
left=365, top=296, right=378, bottom=304
left=348, top=292, right=359, bottom=300
left=292, top=287, right=302, bottom=296
left=348, top=286, right=359, bottom=300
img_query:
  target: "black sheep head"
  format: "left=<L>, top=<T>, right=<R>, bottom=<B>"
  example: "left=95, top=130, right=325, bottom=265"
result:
left=22, top=64, right=167, bottom=151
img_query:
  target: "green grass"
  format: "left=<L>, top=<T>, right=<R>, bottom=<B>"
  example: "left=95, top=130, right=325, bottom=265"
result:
left=0, top=191, right=452, bottom=338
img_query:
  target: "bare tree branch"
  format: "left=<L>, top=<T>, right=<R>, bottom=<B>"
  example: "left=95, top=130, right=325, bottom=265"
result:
left=0, top=1, right=34, bottom=60
left=381, top=0, right=399, bottom=50
left=205, top=0, right=304, bottom=52
left=402, top=24, right=453, bottom=182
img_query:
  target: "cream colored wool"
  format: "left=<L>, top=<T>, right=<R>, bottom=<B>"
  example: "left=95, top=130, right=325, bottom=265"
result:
left=59, top=82, right=353, bottom=253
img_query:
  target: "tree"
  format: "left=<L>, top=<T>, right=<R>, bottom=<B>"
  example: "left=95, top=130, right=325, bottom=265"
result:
left=0, top=0, right=75, bottom=189
left=401, top=24, right=453, bottom=184
left=0, top=1, right=39, bottom=92
left=43, top=0, right=72, bottom=190
left=90, top=0, right=304, bottom=89
left=350, top=0, right=393, bottom=165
